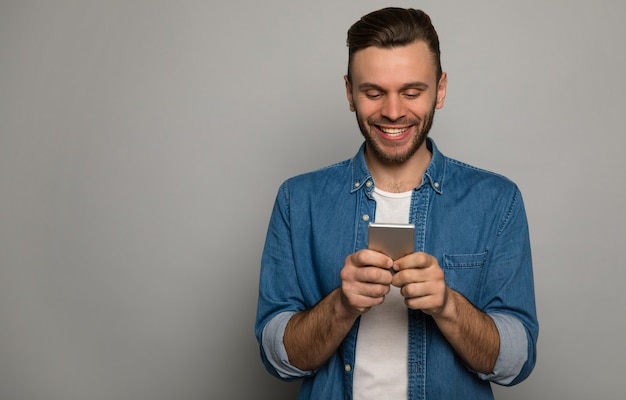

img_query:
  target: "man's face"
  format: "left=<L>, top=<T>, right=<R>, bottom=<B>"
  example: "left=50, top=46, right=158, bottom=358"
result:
left=345, top=41, right=447, bottom=165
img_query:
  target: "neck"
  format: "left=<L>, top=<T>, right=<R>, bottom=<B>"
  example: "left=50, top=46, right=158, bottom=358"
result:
left=365, top=143, right=432, bottom=193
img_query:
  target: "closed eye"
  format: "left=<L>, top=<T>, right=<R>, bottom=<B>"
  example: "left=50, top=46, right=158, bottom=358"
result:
left=365, top=91, right=384, bottom=99
left=403, top=90, right=423, bottom=99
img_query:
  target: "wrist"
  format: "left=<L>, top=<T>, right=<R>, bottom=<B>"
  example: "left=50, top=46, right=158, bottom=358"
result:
left=430, top=287, right=457, bottom=321
left=335, top=288, right=365, bottom=319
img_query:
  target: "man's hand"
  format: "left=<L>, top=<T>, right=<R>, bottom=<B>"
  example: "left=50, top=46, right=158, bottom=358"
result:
left=284, top=249, right=394, bottom=371
left=391, top=251, right=449, bottom=314
left=392, top=251, right=499, bottom=374
left=339, top=249, right=395, bottom=315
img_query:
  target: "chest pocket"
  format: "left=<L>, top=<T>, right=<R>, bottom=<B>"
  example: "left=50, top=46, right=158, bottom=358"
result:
left=441, top=251, right=487, bottom=303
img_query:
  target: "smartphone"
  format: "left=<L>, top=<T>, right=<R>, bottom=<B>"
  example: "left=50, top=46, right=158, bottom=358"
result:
left=368, top=222, right=415, bottom=260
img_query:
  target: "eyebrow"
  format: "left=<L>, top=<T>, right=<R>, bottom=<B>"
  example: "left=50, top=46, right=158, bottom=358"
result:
left=358, top=82, right=430, bottom=92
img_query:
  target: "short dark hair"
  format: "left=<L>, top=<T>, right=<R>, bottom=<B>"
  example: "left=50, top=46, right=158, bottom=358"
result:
left=346, top=8, right=442, bottom=84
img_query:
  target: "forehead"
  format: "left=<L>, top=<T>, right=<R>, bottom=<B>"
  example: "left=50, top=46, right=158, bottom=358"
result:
left=350, top=41, right=438, bottom=86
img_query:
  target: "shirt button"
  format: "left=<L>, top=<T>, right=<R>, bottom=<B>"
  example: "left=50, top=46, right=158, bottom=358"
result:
left=345, top=364, right=352, bottom=372
left=362, top=214, right=370, bottom=222
left=366, top=180, right=373, bottom=188
left=354, top=182, right=360, bottom=188
left=433, top=182, right=440, bottom=188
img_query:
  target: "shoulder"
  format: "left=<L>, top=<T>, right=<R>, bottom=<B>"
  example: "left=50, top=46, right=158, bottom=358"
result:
left=280, top=158, right=352, bottom=192
left=271, top=158, right=354, bottom=219
left=439, top=156, right=528, bottom=234
left=444, top=156, right=519, bottom=193
left=428, top=138, right=519, bottom=196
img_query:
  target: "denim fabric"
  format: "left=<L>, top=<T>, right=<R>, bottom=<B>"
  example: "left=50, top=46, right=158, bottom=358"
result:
left=255, top=139, right=538, bottom=400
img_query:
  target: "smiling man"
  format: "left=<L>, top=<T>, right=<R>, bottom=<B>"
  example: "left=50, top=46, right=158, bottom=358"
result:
left=255, top=8, right=538, bottom=400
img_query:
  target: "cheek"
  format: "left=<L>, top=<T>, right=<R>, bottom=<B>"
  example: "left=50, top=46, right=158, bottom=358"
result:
left=353, top=100, right=379, bottom=119
left=410, top=101, right=437, bottom=120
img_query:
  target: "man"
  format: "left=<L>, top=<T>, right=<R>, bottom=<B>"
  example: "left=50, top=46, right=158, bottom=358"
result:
left=255, top=7, right=538, bottom=400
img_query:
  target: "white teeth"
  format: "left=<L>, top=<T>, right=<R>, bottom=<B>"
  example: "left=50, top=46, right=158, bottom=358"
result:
left=380, top=127, right=408, bottom=135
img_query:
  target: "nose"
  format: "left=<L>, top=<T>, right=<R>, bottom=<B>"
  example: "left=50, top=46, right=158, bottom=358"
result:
left=380, top=95, right=406, bottom=121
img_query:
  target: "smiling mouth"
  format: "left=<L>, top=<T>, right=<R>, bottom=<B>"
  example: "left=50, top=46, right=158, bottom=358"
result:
left=378, top=126, right=410, bottom=137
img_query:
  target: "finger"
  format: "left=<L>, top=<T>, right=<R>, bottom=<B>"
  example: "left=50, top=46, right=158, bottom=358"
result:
left=391, top=268, right=422, bottom=287
left=349, top=249, right=394, bottom=270
left=339, top=286, right=384, bottom=315
left=392, top=261, right=445, bottom=288
left=399, top=280, right=438, bottom=298
left=400, top=283, right=448, bottom=313
left=358, top=264, right=394, bottom=285
left=341, top=252, right=394, bottom=286
left=340, top=274, right=391, bottom=313
left=404, top=295, right=444, bottom=313
left=394, top=251, right=436, bottom=272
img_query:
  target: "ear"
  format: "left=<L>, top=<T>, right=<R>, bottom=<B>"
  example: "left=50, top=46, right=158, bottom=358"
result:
left=344, top=75, right=355, bottom=112
left=435, top=72, right=448, bottom=109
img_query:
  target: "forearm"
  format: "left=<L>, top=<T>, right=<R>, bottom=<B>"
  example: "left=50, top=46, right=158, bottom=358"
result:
left=432, top=288, right=500, bottom=374
left=284, top=288, right=359, bottom=371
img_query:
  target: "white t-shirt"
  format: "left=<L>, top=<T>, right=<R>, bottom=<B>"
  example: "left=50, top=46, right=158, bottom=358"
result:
left=353, top=187, right=412, bottom=400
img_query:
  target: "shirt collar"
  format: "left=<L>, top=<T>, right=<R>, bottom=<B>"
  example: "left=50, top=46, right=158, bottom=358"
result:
left=350, top=138, right=446, bottom=195
left=350, top=142, right=375, bottom=195
left=423, top=138, right=445, bottom=195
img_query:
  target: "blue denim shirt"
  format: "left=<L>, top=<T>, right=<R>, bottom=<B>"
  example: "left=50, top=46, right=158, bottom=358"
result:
left=255, top=139, right=538, bottom=400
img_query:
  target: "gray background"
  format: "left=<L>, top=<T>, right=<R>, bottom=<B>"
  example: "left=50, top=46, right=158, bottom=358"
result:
left=1, top=1, right=624, bottom=399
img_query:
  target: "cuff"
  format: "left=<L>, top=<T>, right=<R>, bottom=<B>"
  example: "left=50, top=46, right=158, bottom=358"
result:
left=261, top=311, right=314, bottom=379
left=477, top=313, right=528, bottom=385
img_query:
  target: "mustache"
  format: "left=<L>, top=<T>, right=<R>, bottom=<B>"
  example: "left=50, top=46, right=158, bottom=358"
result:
left=367, top=117, right=420, bottom=126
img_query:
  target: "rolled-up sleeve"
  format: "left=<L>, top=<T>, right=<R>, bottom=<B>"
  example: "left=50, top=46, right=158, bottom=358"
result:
left=477, top=313, right=528, bottom=385
left=261, top=311, right=314, bottom=379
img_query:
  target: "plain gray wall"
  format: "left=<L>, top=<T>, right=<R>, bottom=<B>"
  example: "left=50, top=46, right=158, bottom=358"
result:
left=1, top=1, right=624, bottom=399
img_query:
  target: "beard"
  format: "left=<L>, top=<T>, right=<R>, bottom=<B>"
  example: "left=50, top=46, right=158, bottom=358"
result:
left=355, top=101, right=436, bottom=165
